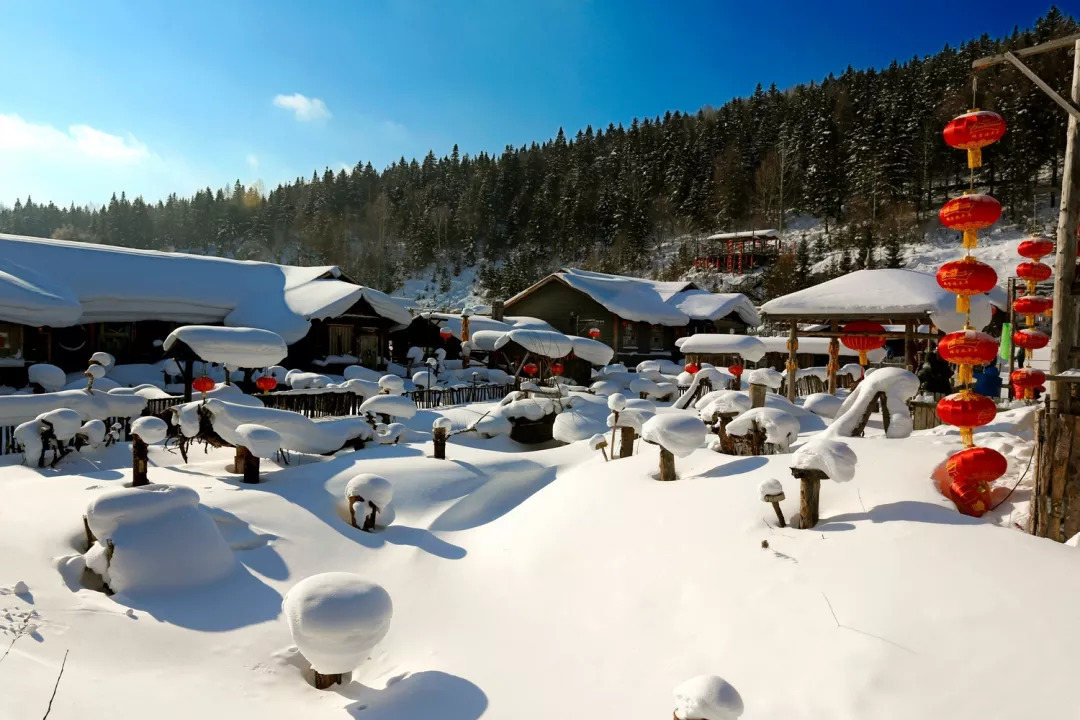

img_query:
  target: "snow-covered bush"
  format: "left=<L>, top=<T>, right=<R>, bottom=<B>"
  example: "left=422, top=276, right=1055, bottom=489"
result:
left=15, top=408, right=83, bottom=467
left=345, top=474, right=395, bottom=530
left=28, top=364, right=66, bottom=392
left=673, top=675, right=744, bottom=720
left=282, top=572, right=393, bottom=687
left=83, top=484, right=234, bottom=594
left=803, top=392, right=844, bottom=419
left=641, top=414, right=706, bottom=481
left=725, top=407, right=800, bottom=453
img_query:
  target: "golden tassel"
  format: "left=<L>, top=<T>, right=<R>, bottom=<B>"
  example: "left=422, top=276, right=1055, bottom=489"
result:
left=1024, top=387, right=1034, bottom=400
left=1027, top=279, right=1037, bottom=294
left=957, top=364, right=973, bottom=385
left=960, top=427, right=974, bottom=448
left=967, top=147, right=982, bottom=169
left=859, top=350, right=867, bottom=366
left=955, top=295, right=970, bottom=313
left=1025, top=314, right=1035, bottom=328
left=963, top=229, right=978, bottom=249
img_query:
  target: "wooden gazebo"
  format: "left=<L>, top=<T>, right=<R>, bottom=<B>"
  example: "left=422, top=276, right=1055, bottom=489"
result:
left=759, top=269, right=1005, bottom=401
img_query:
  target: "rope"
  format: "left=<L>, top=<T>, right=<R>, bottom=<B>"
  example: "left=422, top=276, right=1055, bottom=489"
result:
left=990, top=439, right=1036, bottom=511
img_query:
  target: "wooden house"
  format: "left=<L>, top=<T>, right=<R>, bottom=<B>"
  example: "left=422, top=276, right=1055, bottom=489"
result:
left=502, top=268, right=759, bottom=365
left=0, top=233, right=411, bottom=379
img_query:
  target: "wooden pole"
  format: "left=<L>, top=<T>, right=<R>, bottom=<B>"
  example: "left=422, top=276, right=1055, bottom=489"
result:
left=904, top=320, right=915, bottom=371
left=793, top=467, right=826, bottom=529
left=786, top=321, right=798, bottom=403
left=827, top=319, right=839, bottom=395
left=749, top=383, right=766, bottom=408
left=1049, top=38, right=1080, bottom=416
left=433, top=426, right=447, bottom=459
left=132, top=435, right=149, bottom=486
left=182, top=357, right=194, bottom=403
left=1007, top=276, right=1017, bottom=400
left=658, top=447, right=676, bottom=481
left=619, top=426, right=635, bottom=459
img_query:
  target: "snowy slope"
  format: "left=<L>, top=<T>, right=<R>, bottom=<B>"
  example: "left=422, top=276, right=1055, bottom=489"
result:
left=0, top=394, right=1075, bottom=719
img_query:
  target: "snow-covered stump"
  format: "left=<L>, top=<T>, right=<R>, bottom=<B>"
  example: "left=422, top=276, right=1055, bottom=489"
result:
left=724, top=408, right=799, bottom=456
left=748, top=383, right=766, bottom=408
left=759, top=479, right=786, bottom=528
left=619, top=426, right=635, bottom=459
left=432, top=417, right=451, bottom=460
left=673, top=674, right=744, bottom=720
left=231, top=424, right=281, bottom=484
left=789, top=439, right=858, bottom=529
left=642, top=415, right=705, bottom=482
left=282, top=573, right=392, bottom=690
left=345, top=474, right=394, bottom=532
left=129, top=417, right=167, bottom=487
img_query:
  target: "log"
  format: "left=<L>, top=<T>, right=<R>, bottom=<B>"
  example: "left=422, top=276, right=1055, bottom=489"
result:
left=132, top=435, right=149, bottom=486
left=850, top=391, right=886, bottom=437
left=619, top=426, right=635, bottom=458
left=83, top=515, right=96, bottom=549
left=658, top=447, right=676, bottom=482
left=313, top=671, right=343, bottom=690
left=793, top=467, right=827, bottom=529
left=749, top=383, right=766, bottom=408
left=433, top=426, right=447, bottom=460
left=1030, top=409, right=1080, bottom=541
left=240, top=447, right=260, bottom=484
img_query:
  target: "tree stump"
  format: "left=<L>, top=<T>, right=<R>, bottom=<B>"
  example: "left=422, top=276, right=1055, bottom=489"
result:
left=433, top=427, right=447, bottom=459
left=235, top=445, right=260, bottom=484
left=313, top=671, right=343, bottom=690
left=658, top=447, right=676, bottom=481
left=749, top=383, right=767, bottom=408
left=132, top=434, right=149, bottom=486
left=792, top=467, right=828, bottom=529
left=619, top=426, right=635, bottom=458
left=83, top=515, right=96, bottom=549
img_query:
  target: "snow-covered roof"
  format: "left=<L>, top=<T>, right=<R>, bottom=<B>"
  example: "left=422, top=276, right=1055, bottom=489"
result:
left=507, top=268, right=757, bottom=327
left=0, top=233, right=406, bottom=342
left=704, top=229, right=779, bottom=241
left=163, top=326, right=288, bottom=368
left=675, top=333, right=767, bottom=361
left=759, top=269, right=995, bottom=333
left=418, top=312, right=514, bottom=340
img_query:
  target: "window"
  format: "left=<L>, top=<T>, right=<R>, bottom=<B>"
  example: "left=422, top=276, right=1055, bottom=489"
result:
left=0, top=323, right=23, bottom=358
left=650, top=324, right=665, bottom=349
left=621, top=320, right=637, bottom=349
left=328, top=324, right=355, bottom=356
left=99, top=323, right=132, bottom=356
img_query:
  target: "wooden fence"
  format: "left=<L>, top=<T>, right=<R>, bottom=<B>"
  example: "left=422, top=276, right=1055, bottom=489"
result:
left=0, top=416, right=131, bottom=458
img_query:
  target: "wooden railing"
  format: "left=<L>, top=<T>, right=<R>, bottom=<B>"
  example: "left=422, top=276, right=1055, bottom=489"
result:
left=407, top=383, right=516, bottom=409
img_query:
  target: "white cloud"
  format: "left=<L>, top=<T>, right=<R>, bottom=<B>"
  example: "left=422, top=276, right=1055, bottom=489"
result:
left=273, top=93, right=331, bottom=122
left=0, top=113, right=149, bottom=163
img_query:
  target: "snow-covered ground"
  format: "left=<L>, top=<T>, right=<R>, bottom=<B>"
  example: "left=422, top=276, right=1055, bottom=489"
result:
left=2, top=386, right=1076, bottom=719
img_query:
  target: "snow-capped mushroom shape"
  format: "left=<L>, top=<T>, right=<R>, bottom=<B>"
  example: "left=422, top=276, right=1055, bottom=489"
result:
left=281, top=572, right=393, bottom=679
left=588, top=433, right=608, bottom=450
left=131, top=416, right=168, bottom=444
left=90, top=351, right=115, bottom=368
left=378, top=375, right=405, bottom=394
left=163, top=325, right=288, bottom=368
left=726, top=407, right=800, bottom=450
left=673, top=674, right=744, bottom=720
left=86, top=363, right=107, bottom=379
left=746, top=367, right=783, bottom=390
left=234, top=423, right=281, bottom=458
left=28, top=364, right=66, bottom=392
left=758, top=478, right=784, bottom=502
left=359, top=394, right=417, bottom=420
left=698, top=391, right=752, bottom=421
left=345, top=473, right=395, bottom=527
left=80, top=419, right=106, bottom=447
left=84, top=484, right=234, bottom=593
left=607, top=393, right=627, bottom=412
left=432, top=417, right=453, bottom=432
left=790, top=438, right=857, bottom=482
left=412, top=370, right=436, bottom=388
left=641, top=414, right=706, bottom=458
left=375, top=423, right=407, bottom=445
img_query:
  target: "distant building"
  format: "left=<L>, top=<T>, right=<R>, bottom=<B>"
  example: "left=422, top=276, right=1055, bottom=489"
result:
left=502, top=268, right=759, bottom=364
left=695, top=229, right=782, bottom=274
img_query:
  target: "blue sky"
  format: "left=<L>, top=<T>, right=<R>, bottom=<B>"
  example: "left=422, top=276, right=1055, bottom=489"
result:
left=0, top=0, right=1064, bottom=207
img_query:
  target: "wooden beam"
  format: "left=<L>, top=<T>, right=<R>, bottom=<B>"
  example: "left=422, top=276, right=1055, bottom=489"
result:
left=795, top=330, right=940, bottom=341
left=827, top=320, right=839, bottom=396
left=972, top=32, right=1080, bottom=69
left=1007, top=276, right=1017, bottom=400
left=904, top=320, right=914, bottom=371
left=1002, top=52, right=1080, bottom=122
left=786, top=321, right=798, bottom=403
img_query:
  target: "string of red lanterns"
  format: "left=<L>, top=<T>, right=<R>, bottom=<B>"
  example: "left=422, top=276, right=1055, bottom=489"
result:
left=1010, top=234, right=1054, bottom=399
left=935, top=106, right=1009, bottom=517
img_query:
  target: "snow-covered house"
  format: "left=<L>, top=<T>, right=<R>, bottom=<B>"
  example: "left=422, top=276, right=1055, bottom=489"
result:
left=0, top=233, right=411, bottom=377
left=502, top=268, right=759, bottom=363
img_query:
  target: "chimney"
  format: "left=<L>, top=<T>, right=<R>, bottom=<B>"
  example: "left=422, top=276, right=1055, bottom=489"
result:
left=491, top=299, right=505, bottom=321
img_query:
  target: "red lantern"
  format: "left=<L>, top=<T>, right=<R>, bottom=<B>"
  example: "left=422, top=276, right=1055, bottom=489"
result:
left=1018, top=236, right=1054, bottom=261
left=727, top=364, right=743, bottom=376
left=936, top=256, right=998, bottom=313
left=1013, top=328, right=1049, bottom=351
left=949, top=478, right=990, bottom=517
left=939, top=194, right=1002, bottom=249
left=937, top=329, right=998, bottom=385
left=192, top=376, right=215, bottom=395
left=439, top=327, right=453, bottom=340
left=256, top=375, right=278, bottom=393
left=550, top=361, right=565, bottom=376
left=522, top=362, right=538, bottom=377
left=1016, top=261, right=1052, bottom=294
left=946, top=446, right=1007, bottom=486
left=936, top=390, right=997, bottom=447
left=942, top=110, right=1006, bottom=169
left=840, top=320, right=886, bottom=366
left=684, top=363, right=699, bottom=374
left=1013, top=295, right=1052, bottom=328
left=588, top=327, right=601, bottom=339
left=1011, top=367, right=1046, bottom=400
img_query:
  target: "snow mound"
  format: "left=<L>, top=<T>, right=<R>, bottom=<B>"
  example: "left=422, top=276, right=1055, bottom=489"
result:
left=286, top=371, right=331, bottom=390
left=234, top=424, right=281, bottom=458
left=758, top=478, right=785, bottom=500
left=28, top=364, right=66, bottom=392
left=699, top=391, right=752, bottom=420
left=193, top=399, right=372, bottom=455
left=607, top=393, right=627, bottom=411
left=80, top=419, right=106, bottom=446
left=747, top=367, right=783, bottom=389
left=726, top=407, right=800, bottom=450
left=791, top=438, right=858, bottom=482
left=360, top=394, right=417, bottom=420
left=553, top=405, right=607, bottom=444
left=90, top=351, right=115, bottom=368
left=38, top=408, right=82, bottom=441
left=281, top=573, right=393, bottom=675
left=378, top=375, right=406, bottom=394
left=641, top=414, right=706, bottom=457
left=675, top=333, right=766, bottom=361
left=432, top=417, right=453, bottom=431
left=825, top=367, right=920, bottom=439
left=131, top=416, right=168, bottom=444
left=803, top=393, right=844, bottom=419
left=673, top=674, right=744, bottom=720
left=163, top=325, right=288, bottom=368
left=84, top=484, right=234, bottom=594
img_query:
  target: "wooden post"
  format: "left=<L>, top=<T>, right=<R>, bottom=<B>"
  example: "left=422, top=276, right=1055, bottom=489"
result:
left=1006, top=277, right=1017, bottom=400
left=827, top=320, right=839, bottom=395
left=1048, top=39, right=1080, bottom=415
left=619, top=426, right=635, bottom=458
left=904, top=320, right=915, bottom=371
left=132, top=434, right=149, bottom=487
left=792, top=467, right=827, bottom=529
left=786, top=321, right=798, bottom=403
left=433, top=426, right=447, bottom=459
left=313, top=671, right=343, bottom=690
left=235, top=445, right=260, bottom=483
left=83, top=515, right=96, bottom=549
left=749, top=383, right=766, bottom=408
left=658, top=447, right=676, bottom=481
left=182, top=357, right=194, bottom=403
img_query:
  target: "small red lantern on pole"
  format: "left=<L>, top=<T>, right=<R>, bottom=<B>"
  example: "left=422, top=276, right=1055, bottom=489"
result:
left=522, top=362, right=538, bottom=377
left=939, top=193, right=1002, bottom=249
left=942, top=110, right=1006, bottom=169
left=840, top=320, right=886, bottom=366
left=1013, top=328, right=1050, bottom=351
left=1011, top=367, right=1046, bottom=400
left=1016, top=261, right=1052, bottom=293
left=726, top=364, right=743, bottom=377
left=550, top=361, right=565, bottom=376
left=192, top=375, right=215, bottom=399
left=936, top=390, right=997, bottom=448
left=1013, top=295, right=1052, bottom=327
left=256, top=375, right=278, bottom=394
left=587, top=327, right=600, bottom=339
left=684, top=362, right=699, bottom=374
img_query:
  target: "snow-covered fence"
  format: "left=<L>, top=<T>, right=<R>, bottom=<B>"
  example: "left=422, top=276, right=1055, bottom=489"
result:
left=143, top=396, right=187, bottom=417
left=908, top=393, right=948, bottom=431
left=778, top=372, right=828, bottom=398
left=406, top=382, right=516, bottom=409
left=260, top=389, right=365, bottom=419
left=1, top=415, right=133, bottom=457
